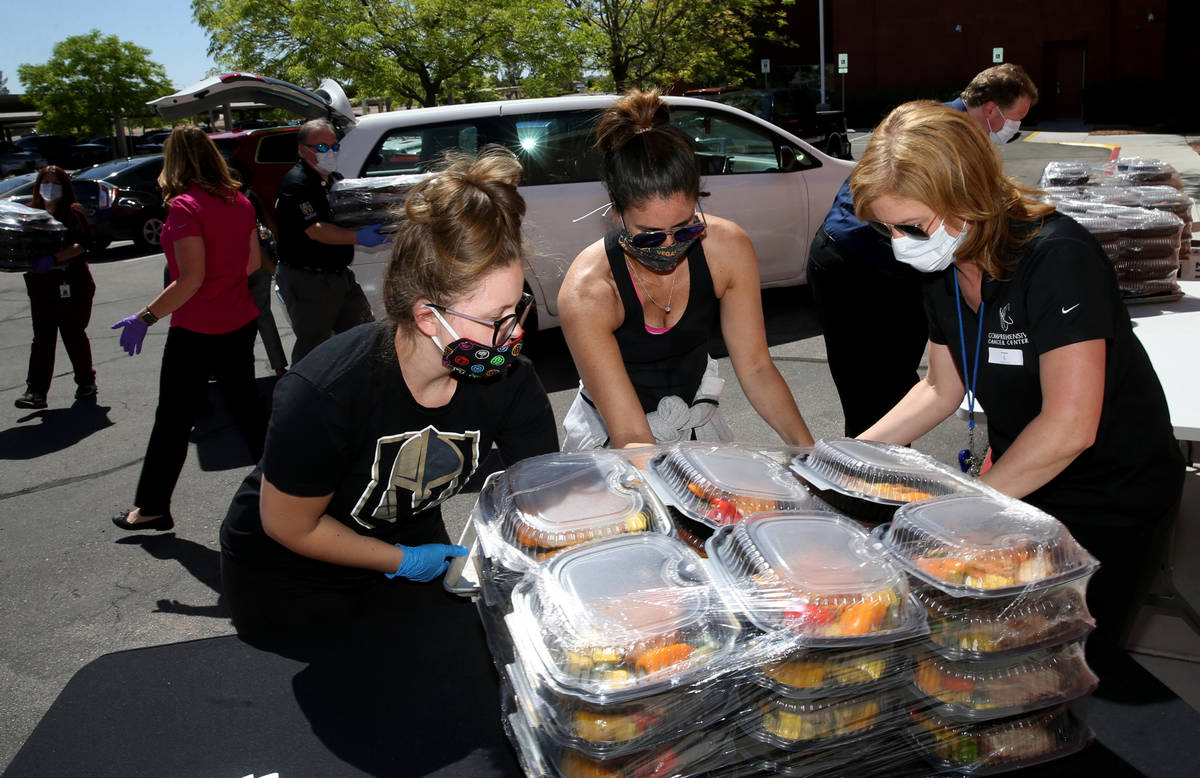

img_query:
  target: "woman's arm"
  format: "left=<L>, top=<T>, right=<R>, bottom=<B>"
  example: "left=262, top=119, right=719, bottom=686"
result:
left=711, top=222, right=813, bottom=446
left=260, top=475, right=405, bottom=573
left=142, top=236, right=206, bottom=317
left=559, top=242, right=656, bottom=447
left=859, top=342, right=965, bottom=444
left=246, top=230, right=261, bottom=276
left=979, top=340, right=1105, bottom=498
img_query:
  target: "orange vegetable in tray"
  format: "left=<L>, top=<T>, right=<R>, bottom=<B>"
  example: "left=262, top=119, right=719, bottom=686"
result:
left=635, top=643, right=694, bottom=675
left=837, top=597, right=890, bottom=636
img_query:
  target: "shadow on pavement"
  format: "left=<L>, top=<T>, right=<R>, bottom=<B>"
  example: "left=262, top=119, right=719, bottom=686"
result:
left=188, top=376, right=277, bottom=472
left=0, top=397, right=114, bottom=459
left=115, top=532, right=228, bottom=619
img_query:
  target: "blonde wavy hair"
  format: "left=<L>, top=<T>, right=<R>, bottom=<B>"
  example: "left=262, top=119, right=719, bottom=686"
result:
left=158, top=126, right=240, bottom=205
left=850, top=101, right=1054, bottom=280
left=383, top=145, right=527, bottom=335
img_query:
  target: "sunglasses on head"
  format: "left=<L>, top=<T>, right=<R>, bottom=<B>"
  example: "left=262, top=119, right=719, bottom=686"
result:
left=868, top=220, right=933, bottom=240
left=426, top=292, right=535, bottom=347
left=624, top=204, right=708, bottom=248
left=303, top=142, right=340, bottom=153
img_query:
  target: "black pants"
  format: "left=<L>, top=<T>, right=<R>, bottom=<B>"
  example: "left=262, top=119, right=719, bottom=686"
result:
left=23, top=264, right=96, bottom=394
left=807, top=228, right=928, bottom=437
left=133, top=322, right=266, bottom=515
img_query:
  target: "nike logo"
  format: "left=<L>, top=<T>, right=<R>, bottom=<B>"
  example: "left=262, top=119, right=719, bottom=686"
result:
left=1061, top=304, right=1080, bottom=314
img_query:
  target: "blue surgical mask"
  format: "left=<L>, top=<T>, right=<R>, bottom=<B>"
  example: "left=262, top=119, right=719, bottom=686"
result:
left=891, top=220, right=968, bottom=273
left=39, top=183, right=63, bottom=202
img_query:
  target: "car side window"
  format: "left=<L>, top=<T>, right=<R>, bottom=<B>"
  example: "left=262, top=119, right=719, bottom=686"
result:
left=257, top=133, right=298, bottom=164
left=360, top=122, right=481, bottom=177
left=492, top=111, right=602, bottom=187
left=670, top=107, right=818, bottom=174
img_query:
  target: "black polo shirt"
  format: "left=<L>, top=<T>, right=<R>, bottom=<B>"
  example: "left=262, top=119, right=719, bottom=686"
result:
left=275, top=161, right=353, bottom=272
left=923, top=211, right=1183, bottom=527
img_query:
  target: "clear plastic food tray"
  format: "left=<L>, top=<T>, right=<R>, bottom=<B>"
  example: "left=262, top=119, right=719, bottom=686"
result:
left=505, top=656, right=740, bottom=758
left=475, top=451, right=673, bottom=573
left=907, top=704, right=1092, bottom=775
left=752, top=642, right=914, bottom=700
left=913, top=579, right=1094, bottom=660
left=878, top=494, right=1099, bottom=597
left=647, top=443, right=818, bottom=527
left=706, top=512, right=927, bottom=648
left=744, top=687, right=910, bottom=751
left=791, top=438, right=977, bottom=507
left=506, top=533, right=742, bottom=704
left=913, top=640, right=1096, bottom=721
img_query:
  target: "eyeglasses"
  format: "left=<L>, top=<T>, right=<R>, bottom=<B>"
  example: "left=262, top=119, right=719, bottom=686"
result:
left=868, top=219, right=934, bottom=241
left=623, top=204, right=708, bottom=248
left=426, top=292, right=534, bottom=346
left=303, top=143, right=340, bottom=153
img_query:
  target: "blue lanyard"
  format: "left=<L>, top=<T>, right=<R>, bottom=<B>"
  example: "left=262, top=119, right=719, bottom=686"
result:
left=953, top=271, right=984, bottom=472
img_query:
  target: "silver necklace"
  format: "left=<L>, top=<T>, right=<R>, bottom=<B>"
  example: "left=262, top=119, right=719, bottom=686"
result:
left=627, top=258, right=678, bottom=313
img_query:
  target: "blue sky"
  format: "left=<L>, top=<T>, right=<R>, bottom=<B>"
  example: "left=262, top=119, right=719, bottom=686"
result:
left=1, top=1, right=218, bottom=93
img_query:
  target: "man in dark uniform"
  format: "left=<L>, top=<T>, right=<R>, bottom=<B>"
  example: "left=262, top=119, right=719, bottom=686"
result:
left=274, top=118, right=390, bottom=365
left=808, top=63, right=1038, bottom=436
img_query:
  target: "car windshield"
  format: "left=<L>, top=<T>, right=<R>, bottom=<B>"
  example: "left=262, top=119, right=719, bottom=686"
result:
left=75, top=158, right=153, bottom=181
left=0, top=174, right=37, bottom=197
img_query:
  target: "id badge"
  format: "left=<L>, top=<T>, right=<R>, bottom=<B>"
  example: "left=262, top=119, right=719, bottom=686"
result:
left=59, top=283, right=71, bottom=299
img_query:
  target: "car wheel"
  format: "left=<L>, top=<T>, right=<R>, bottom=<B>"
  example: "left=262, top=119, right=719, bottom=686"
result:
left=134, top=215, right=164, bottom=248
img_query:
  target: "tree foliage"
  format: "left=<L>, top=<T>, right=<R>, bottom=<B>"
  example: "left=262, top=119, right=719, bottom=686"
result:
left=194, top=0, right=584, bottom=107
left=17, top=31, right=172, bottom=136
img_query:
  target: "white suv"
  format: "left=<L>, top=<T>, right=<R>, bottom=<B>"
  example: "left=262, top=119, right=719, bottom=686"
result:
left=151, top=75, right=853, bottom=329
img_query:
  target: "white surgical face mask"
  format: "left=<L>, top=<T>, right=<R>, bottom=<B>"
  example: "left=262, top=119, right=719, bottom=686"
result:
left=314, top=150, right=338, bottom=175
left=39, top=183, right=63, bottom=202
left=989, top=106, right=1021, bottom=145
left=891, top=220, right=968, bottom=273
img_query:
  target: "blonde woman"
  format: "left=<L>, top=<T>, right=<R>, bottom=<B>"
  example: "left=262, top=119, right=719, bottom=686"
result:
left=852, top=101, right=1184, bottom=682
left=111, top=126, right=266, bottom=531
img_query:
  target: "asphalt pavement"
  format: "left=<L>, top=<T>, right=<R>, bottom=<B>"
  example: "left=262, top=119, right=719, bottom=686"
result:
left=1, top=126, right=1197, bottom=772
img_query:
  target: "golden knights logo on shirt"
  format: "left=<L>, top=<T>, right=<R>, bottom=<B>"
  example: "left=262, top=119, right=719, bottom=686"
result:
left=349, top=425, right=481, bottom=529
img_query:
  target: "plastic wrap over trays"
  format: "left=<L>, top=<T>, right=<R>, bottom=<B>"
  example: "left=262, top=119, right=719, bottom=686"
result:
left=0, top=201, right=68, bottom=273
left=329, top=173, right=426, bottom=231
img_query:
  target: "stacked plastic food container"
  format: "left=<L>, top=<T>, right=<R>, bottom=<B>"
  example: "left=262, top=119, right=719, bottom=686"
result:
left=328, top=173, right=424, bottom=231
left=462, top=440, right=1101, bottom=776
left=1038, top=157, right=1195, bottom=297
left=874, top=492, right=1100, bottom=774
left=0, top=201, right=67, bottom=273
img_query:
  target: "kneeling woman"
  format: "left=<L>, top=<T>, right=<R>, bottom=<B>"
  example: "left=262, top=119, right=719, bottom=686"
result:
left=558, top=88, right=814, bottom=449
left=220, top=147, right=558, bottom=653
left=852, top=102, right=1184, bottom=676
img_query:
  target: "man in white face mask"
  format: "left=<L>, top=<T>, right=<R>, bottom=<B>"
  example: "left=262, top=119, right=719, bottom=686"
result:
left=273, top=118, right=392, bottom=365
left=807, top=63, right=1038, bottom=437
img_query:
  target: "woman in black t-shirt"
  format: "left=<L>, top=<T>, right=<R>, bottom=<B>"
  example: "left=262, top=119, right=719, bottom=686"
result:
left=850, top=102, right=1184, bottom=680
left=219, top=147, right=558, bottom=655
left=558, top=89, right=814, bottom=450
left=15, top=166, right=95, bottom=409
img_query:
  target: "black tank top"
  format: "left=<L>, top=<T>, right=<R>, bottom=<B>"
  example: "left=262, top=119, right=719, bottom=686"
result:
left=604, top=229, right=718, bottom=413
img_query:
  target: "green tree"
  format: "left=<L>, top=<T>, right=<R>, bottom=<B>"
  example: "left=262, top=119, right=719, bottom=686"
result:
left=17, top=31, right=172, bottom=138
left=0, top=71, right=9, bottom=95
left=565, top=0, right=790, bottom=91
left=194, top=0, right=583, bottom=107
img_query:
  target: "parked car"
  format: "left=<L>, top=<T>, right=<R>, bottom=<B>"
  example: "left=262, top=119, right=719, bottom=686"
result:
left=151, top=74, right=853, bottom=329
left=686, top=87, right=853, bottom=160
left=68, top=143, right=115, bottom=168
left=13, top=135, right=78, bottom=168
left=208, top=125, right=301, bottom=224
left=0, top=172, right=37, bottom=200
left=73, top=155, right=166, bottom=249
left=0, top=142, right=49, bottom=177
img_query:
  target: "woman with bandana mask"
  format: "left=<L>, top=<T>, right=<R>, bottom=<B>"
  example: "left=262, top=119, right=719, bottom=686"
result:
left=14, top=166, right=95, bottom=409
left=219, top=146, right=557, bottom=658
left=558, top=88, right=814, bottom=450
left=853, top=102, right=1184, bottom=690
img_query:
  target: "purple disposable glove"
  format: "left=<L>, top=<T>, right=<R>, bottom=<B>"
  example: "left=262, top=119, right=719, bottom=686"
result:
left=355, top=224, right=390, bottom=248
left=111, top=315, right=149, bottom=356
left=32, top=255, right=56, bottom=274
left=385, top=543, right=469, bottom=582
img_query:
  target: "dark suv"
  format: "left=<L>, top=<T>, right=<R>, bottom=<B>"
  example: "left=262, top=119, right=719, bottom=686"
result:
left=74, top=155, right=166, bottom=249
left=686, top=87, right=852, bottom=160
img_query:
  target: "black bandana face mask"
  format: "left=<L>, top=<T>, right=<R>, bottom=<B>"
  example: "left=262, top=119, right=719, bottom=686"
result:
left=617, top=231, right=697, bottom=272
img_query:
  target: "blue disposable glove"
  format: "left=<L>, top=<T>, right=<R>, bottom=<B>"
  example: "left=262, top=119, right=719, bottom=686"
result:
left=355, top=224, right=390, bottom=248
left=111, top=315, right=149, bottom=356
left=385, top=543, right=469, bottom=582
left=32, top=255, right=56, bottom=274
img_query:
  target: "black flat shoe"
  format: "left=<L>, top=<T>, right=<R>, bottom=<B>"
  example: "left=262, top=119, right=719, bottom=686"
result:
left=111, top=511, right=174, bottom=532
